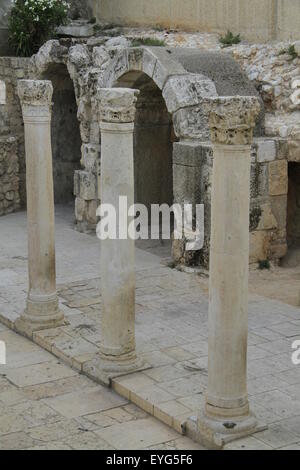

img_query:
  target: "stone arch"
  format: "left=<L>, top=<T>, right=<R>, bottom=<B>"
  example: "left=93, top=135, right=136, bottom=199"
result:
left=115, top=70, right=175, bottom=212
left=97, top=47, right=217, bottom=252
left=100, top=47, right=217, bottom=141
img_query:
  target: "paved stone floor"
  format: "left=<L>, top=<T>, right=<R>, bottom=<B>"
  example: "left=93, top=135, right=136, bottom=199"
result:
left=1, top=207, right=300, bottom=449
left=0, top=324, right=204, bottom=450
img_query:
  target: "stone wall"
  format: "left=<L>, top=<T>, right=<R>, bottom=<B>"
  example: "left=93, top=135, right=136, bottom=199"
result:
left=0, top=136, right=20, bottom=215
left=0, top=57, right=30, bottom=211
left=172, top=138, right=288, bottom=267
left=28, top=39, right=289, bottom=265
left=67, top=0, right=94, bottom=20
left=94, top=0, right=300, bottom=43
left=0, top=36, right=291, bottom=266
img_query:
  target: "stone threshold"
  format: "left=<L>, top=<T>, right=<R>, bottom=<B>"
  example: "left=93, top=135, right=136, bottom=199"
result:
left=111, top=373, right=194, bottom=436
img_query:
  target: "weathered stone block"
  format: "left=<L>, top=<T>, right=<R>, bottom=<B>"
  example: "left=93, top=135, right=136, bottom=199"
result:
left=0, top=135, right=20, bottom=216
left=75, top=197, right=98, bottom=225
left=75, top=196, right=87, bottom=222
left=256, top=139, right=276, bottom=163
left=163, top=74, right=217, bottom=114
left=142, top=48, right=157, bottom=78
left=148, top=48, right=186, bottom=89
left=89, top=121, right=100, bottom=144
left=104, top=48, right=129, bottom=86
left=106, top=36, right=131, bottom=48
left=275, top=139, right=289, bottom=160
left=250, top=231, right=271, bottom=263
left=92, top=46, right=110, bottom=68
left=81, top=144, right=100, bottom=173
left=68, top=44, right=91, bottom=70
left=257, top=203, right=278, bottom=230
left=288, top=139, right=300, bottom=162
left=127, top=48, right=144, bottom=72
left=270, top=195, right=288, bottom=229
left=269, top=160, right=288, bottom=196
left=173, top=104, right=210, bottom=140
left=74, top=170, right=97, bottom=201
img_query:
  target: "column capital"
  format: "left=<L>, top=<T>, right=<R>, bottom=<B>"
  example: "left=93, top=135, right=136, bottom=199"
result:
left=98, top=88, right=139, bottom=124
left=17, top=80, right=53, bottom=107
left=208, top=96, right=261, bottom=146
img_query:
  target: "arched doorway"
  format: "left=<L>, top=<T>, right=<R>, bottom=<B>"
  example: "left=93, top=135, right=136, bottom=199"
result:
left=115, top=71, right=176, bottom=256
left=116, top=71, right=174, bottom=209
left=42, top=64, right=81, bottom=205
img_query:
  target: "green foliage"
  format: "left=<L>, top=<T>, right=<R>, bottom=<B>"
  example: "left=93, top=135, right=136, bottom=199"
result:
left=258, top=259, right=271, bottom=270
left=8, top=0, right=70, bottom=57
left=288, top=44, right=298, bottom=59
left=278, top=44, right=299, bottom=60
left=131, top=37, right=166, bottom=47
left=219, top=30, right=241, bottom=47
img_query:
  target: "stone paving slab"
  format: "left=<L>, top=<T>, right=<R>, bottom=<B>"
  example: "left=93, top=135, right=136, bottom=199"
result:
left=1, top=210, right=300, bottom=449
left=2, top=276, right=300, bottom=449
left=0, top=325, right=203, bottom=450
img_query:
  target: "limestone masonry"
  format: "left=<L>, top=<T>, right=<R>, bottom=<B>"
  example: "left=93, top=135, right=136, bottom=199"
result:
left=1, top=26, right=300, bottom=267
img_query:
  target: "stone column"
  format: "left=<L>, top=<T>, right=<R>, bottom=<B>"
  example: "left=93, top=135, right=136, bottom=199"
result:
left=84, top=88, right=145, bottom=385
left=16, top=80, right=64, bottom=338
left=197, top=96, right=262, bottom=448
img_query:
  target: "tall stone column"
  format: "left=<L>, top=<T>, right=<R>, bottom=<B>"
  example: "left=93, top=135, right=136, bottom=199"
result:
left=84, top=88, right=145, bottom=385
left=197, top=96, right=262, bottom=448
left=16, top=80, right=64, bottom=338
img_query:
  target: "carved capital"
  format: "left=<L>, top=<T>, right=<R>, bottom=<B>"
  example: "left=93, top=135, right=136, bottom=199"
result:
left=209, top=96, right=261, bottom=146
left=98, top=88, right=139, bottom=123
left=17, top=80, right=53, bottom=107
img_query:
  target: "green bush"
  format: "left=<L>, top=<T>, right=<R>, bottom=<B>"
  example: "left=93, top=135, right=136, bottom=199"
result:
left=8, top=0, right=70, bottom=57
left=219, top=30, right=241, bottom=47
left=278, top=44, right=298, bottom=60
left=258, top=259, right=271, bottom=270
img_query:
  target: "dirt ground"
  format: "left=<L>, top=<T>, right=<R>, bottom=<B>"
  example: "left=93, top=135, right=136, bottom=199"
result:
left=196, top=259, right=300, bottom=308
left=140, top=239, right=300, bottom=309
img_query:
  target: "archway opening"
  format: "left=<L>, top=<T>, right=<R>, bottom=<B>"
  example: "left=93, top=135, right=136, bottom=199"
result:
left=115, top=71, right=176, bottom=257
left=42, top=64, right=81, bottom=205
left=287, top=162, right=300, bottom=248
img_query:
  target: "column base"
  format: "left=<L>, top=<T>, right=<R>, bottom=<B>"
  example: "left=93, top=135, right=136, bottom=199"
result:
left=186, top=411, right=267, bottom=449
left=83, top=351, right=150, bottom=386
left=15, top=294, right=66, bottom=339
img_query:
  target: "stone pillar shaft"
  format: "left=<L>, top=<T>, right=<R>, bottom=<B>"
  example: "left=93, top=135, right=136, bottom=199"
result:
left=84, top=88, right=145, bottom=385
left=100, top=120, right=135, bottom=357
left=207, top=143, right=251, bottom=415
left=16, top=80, right=64, bottom=336
left=197, top=96, right=262, bottom=448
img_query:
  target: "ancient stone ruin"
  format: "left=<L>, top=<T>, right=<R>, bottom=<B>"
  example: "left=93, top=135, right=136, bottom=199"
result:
left=1, top=0, right=300, bottom=452
left=0, top=37, right=292, bottom=268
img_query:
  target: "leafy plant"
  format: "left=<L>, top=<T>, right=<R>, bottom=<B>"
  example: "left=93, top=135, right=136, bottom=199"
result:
left=288, top=44, right=298, bottom=60
left=219, top=30, right=241, bottom=47
left=278, top=44, right=299, bottom=60
left=258, top=259, right=271, bottom=270
left=8, top=0, right=70, bottom=57
left=131, top=37, right=166, bottom=47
